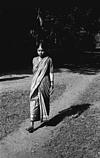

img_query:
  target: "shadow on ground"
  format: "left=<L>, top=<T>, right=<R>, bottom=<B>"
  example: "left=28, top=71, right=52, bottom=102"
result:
left=32, top=103, right=91, bottom=132
left=0, top=76, right=29, bottom=82
left=54, top=51, right=100, bottom=74
left=54, top=63, right=100, bottom=75
left=64, top=63, right=100, bottom=75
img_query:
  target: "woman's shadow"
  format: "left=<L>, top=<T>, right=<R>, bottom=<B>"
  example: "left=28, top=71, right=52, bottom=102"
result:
left=33, top=103, right=91, bottom=132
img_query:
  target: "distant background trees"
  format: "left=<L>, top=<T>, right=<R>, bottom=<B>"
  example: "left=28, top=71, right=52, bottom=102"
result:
left=29, top=7, right=100, bottom=67
left=29, top=7, right=99, bottom=49
left=0, top=6, right=100, bottom=74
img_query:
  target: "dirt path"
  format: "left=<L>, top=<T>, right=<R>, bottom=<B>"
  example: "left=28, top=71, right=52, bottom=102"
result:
left=0, top=70, right=99, bottom=158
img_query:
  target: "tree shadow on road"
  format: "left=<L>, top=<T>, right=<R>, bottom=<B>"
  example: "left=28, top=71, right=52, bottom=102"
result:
left=0, top=76, right=29, bottom=82
left=63, top=64, right=100, bottom=75
left=54, top=63, right=100, bottom=75
left=33, top=103, right=91, bottom=132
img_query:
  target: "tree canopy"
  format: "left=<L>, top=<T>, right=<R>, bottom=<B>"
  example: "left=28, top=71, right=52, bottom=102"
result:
left=1, top=7, right=100, bottom=73
left=30, top=7, right=100, bottom=51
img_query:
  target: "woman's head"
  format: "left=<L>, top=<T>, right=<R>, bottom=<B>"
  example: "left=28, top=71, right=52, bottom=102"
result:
left=37, top=43, right=45, bottom=57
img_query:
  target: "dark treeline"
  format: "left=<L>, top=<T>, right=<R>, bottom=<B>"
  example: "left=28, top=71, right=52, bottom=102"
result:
left=0, top=6, right=100, bottom=74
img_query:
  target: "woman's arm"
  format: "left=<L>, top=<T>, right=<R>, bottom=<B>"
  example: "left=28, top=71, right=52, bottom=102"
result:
left=49, top=58, right=54, bottom=92
left=32, top=57, right=38, bottom=74
left=50, top=72, right=54, bottom=86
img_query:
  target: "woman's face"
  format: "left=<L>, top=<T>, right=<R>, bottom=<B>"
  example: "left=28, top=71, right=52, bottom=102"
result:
left=37, top=49, right=45, bottom=57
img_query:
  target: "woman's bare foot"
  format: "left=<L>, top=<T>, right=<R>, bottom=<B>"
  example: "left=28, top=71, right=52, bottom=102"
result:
left=26, top=126, right=34, bottom=133
left=26, top=121, right=34, bottom=133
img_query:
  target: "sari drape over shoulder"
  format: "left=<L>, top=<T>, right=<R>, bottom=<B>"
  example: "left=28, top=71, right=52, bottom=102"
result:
left=30, top=56, right=53, bottom=122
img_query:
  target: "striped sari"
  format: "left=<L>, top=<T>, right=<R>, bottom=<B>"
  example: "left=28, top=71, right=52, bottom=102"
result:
left=30, top=56, right=53, bottom=122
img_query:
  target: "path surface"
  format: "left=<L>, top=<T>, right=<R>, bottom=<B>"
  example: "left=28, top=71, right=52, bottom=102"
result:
left=0, top=69, right=99, bottom=158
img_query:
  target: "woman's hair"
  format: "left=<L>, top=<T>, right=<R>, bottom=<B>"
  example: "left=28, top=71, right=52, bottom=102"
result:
left=37, top=41, right=46, bottom=51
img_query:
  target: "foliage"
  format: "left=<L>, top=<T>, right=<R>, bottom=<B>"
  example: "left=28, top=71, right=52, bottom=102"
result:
left=30, top=7, right=100, bottom=51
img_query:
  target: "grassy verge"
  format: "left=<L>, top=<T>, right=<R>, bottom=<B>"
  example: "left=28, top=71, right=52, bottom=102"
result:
left=0, top=84, right=66, bottom=140
left=76, top=77, right=100, bottom=104
left=42, top=76, right=100, bottom=158
left=43, top=107, right=100, bottom=158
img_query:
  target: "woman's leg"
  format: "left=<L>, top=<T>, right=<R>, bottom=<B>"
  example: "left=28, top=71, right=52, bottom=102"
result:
left=30, top=100, right=35, bottom=126
left=30, top=120, right=34, bottom=128
left=26, top=100, right=35, bottom=132
left=39, top=76, right=50, bottom=122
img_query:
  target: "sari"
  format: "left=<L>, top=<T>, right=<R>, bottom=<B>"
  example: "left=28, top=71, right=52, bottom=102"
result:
left=30, top=56, right=53, bottom=122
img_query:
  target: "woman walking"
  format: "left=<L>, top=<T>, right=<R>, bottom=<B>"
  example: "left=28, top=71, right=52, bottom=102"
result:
left=26, top=43, right=54, bottom=132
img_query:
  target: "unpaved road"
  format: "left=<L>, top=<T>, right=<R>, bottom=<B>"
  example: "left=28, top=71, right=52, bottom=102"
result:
left=0, top=69, right=99, bottom=158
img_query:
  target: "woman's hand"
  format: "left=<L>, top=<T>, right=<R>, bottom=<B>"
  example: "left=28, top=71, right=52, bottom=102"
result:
left=50, top=82, right=54, bottom=95
left=32, top=65, right=38, bottom=74
left=50, top=71, right=54, bottom=95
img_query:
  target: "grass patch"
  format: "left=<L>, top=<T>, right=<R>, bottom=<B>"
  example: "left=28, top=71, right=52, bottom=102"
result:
left=41, top=76, right=100, bottom=158
left=77, top=77, right=100, bottom=104
left=43, top=107, right=100, bottom=158
left=0, top=83, right=66, bottom=140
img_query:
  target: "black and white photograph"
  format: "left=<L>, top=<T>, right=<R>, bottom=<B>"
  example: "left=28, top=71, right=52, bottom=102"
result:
left=1, top=3, right=100, bottom=158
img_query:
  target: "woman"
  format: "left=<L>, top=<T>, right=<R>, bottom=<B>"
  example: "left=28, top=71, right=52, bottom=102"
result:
left=26, top=43, right=54, bottom=132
